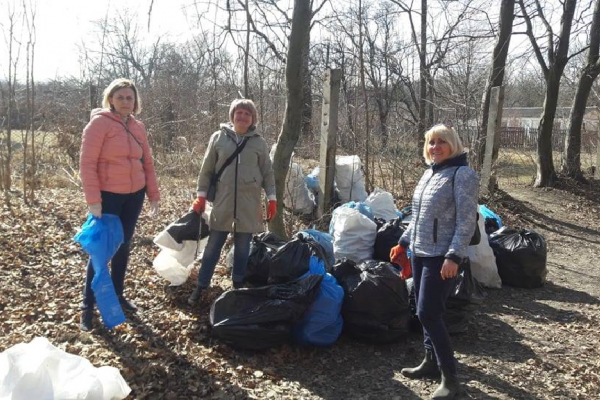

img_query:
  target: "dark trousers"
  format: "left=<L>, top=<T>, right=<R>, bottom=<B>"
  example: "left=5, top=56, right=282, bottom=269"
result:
left=412, top=255, right=457, bottom=374
left=82, top=188, right=145, bottom=309
left=196, top=230, right=253, bottom=288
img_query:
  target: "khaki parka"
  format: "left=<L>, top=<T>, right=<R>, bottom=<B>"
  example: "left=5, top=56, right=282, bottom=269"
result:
left=197, top=124, right=276, bottom=233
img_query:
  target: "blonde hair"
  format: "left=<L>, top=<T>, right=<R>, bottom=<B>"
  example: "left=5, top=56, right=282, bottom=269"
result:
left=102, top=78, right=142, bottom=114
left=229, top=99, right=258, bottom=128
left=423, top=124, right=464, bottom=165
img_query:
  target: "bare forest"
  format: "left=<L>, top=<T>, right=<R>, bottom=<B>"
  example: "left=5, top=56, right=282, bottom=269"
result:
left=1, top=0, right=600, bottom=399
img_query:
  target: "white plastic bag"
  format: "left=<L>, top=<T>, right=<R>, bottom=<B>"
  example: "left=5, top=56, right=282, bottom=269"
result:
left=335, top=155, right=368, bottom=203
left=283, top=162, right=315, bottom=215
left=467, top=211, right=502, bottom=289
left=0, top=337, right=131, bottom=400
left=365, top=188, right=398, bottom=221
left=333, top=207, right=377, bottom=262
left=153, top=238, right=208, bottom=286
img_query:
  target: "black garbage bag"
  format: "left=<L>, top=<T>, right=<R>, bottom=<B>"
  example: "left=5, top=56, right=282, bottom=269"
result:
left=489, top=227, right=548, bottom=288
left=227, top=232, right=286, bottom=286
left=374, top=218, right=406, bottom=262
left=210, top=274, right=323, bottom=350
left=333, top=259, right=410, bottom=343
left=447, top=258, right=487, bottom=308
left=484, top=217, right=501, bottom=235
left=269, top=234, right=332, bottom=284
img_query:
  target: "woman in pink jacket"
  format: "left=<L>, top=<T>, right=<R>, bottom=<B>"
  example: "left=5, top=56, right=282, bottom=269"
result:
left=79, top=78, right=160, bottom=331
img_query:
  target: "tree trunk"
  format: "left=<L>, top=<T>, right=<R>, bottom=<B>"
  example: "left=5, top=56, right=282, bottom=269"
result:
left=269, top=0, right=311, bottom=239
left=535, top=73, right=561, bottom=187
left=561, top=0, right=600, bottom=179
left=478, top=0, right=514, bottom=169
left=301, top=29, right=312, bottom=139
left=417, top=0, right=428, bottom=154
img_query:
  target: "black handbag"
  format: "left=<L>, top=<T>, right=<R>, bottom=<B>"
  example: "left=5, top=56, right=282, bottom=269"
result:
left=206, top=137, right=249, bottom=202
left=451, top=166, right=480, bottom=246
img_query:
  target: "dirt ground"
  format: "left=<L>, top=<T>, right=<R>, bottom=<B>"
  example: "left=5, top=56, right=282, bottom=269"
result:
left=1, top=176, right=599, bottom=399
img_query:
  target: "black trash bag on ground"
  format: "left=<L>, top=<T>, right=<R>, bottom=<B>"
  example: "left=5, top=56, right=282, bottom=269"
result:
left=334, top=259, right=410, bottom=343
left=489, top=227, right=548, bottom=288
left=210, top=274, right=323, bottom=350
left=167, top=211, right=210, bottom=243
left=269, top=234, right=332, bottom=284
left=227, top=232, right=286, bottom=286
left=373, top=217, right=387, bottom=230
left=484, top=217, right=501, bottom=235
left=374, top=218, right=406, bottom=262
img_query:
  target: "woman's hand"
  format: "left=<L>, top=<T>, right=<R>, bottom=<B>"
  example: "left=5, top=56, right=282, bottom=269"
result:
left=266, top=200, right=277, bottom=222
left=88, top=203, right=102, bottom=218
left=440, top=258, right=459, bottom=280
left=192, top=197, right=206, bottom=214
left=148, top=201, right=160, bottom=218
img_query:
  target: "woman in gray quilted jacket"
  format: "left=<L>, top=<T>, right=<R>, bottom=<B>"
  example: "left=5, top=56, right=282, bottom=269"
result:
left=396, top=124, right=478, bottom=399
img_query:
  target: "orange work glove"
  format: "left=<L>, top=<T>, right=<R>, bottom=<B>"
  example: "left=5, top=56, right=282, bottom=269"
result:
left=192, top=197, right=206, bottom=214
left=390, top=244, right=412, bottom=279
left=267, top=200, right=277, bottom=222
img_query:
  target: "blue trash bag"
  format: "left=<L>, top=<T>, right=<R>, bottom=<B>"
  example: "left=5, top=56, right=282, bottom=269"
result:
left=293, top=257, right=344, bottom=346
left=329, top=201, right=375, bottom=235
left=305, top=174, right=320, bottom=193
left=298, top=229, right=335, bottom=267
left=73, top=214, right=125, bottom=329
left=479, top=204, right=503, bottom=234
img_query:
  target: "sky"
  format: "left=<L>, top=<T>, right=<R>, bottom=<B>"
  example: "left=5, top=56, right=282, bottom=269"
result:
left=1, top=0, right=195, bottom=81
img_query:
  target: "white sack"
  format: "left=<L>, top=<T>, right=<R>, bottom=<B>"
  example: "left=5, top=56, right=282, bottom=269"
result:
left=335, top=155, right=368, bottom=203
left=0, top=337, right=130, bottom=400
left=365, top=188, right=398, bottom=221
left=283, top=162, right=315, bottom=215
left=467, top=211, right=502, bottom=289
left=333, top=207, right=377, bottom=262
left=153, top=238, right=208, bottom=286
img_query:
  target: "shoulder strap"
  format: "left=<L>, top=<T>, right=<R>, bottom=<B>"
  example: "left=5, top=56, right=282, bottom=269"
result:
left=214, top=137, right=249, bottom=179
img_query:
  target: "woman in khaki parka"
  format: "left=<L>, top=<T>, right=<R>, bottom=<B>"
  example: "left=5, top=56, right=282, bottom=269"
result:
left=188, top=99, right=277, bottom=305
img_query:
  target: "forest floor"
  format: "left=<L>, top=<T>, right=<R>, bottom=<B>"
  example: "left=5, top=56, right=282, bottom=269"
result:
left=1, top=175, right=600, bottom=399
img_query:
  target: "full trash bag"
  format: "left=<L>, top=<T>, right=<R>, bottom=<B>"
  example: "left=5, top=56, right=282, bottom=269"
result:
left=153, top=209, right=211, bottom=286
left=0, top=337, right=131, bottom=400
left=210, top=275, right=323, bottom=350
left=298, top=229, right=335, bottom=267
left=269, top=234, right=332, bottom=284
left=365, top=188, right=399, bottom=221
left=73, top=214, right=125, bottom=329
left=489, top=227, right=548, bottom=288
left=446, top=258, right=487, bottom=308
left=373, top=218, right=405, bottom=262
left=335, top=155, right=368, bottom=202
left=292, top=257, right=344, bottom=346
left=332, top=207, right=377, bottom=262
left=467, top=211, right=502, bottom=289
left=227, top=232, right=286, bottom=286
left=332, top=259, right=410, bottom=343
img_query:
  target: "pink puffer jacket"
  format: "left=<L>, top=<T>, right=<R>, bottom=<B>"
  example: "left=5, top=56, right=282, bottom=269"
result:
left=80, top=109, right=160, bottom=205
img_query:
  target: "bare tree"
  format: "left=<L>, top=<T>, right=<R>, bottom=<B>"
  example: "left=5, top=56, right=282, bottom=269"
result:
left=561, top=0, right=600, bottom=180
left=269, top=0, right=311, bottom=238
left=477, top=0, right=515, bottom=169
left=518, top=0, right=577, bottom=187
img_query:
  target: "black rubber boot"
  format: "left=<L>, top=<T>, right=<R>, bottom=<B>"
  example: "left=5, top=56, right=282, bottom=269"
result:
left=401, top=350, right=441, bottom=379
left=431, top=367, right=460, bottom=399
left=187, top=287, right=203, bottom=305
left=80, top=309, right=93, bottom=332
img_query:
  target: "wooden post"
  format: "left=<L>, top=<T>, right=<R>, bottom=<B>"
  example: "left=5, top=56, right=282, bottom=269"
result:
left=480, top=86, right=504, bottom=196
left=317, top=69, right=341, bottom=217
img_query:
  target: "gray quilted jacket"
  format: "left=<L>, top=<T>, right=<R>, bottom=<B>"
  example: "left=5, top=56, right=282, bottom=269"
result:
left=400, top=152, right=479, bottom=262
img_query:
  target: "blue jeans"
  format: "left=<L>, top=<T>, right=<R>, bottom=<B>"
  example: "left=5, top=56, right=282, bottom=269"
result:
left=82, top=188, right=146, bottom=309
left=196, top=230, right=252, bottom=288
left=412, top=255, right=457, bottom=374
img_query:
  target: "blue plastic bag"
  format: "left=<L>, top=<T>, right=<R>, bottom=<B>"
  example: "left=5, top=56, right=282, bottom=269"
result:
left=329, top=201, right=374, bottom=235
left=293, top=257, right=344, bottom=346
left=479, top=204, right=502, bottom=232
left=299, top=229, right=335, bottom=267
left=74, top=214, right=125, bottom=329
